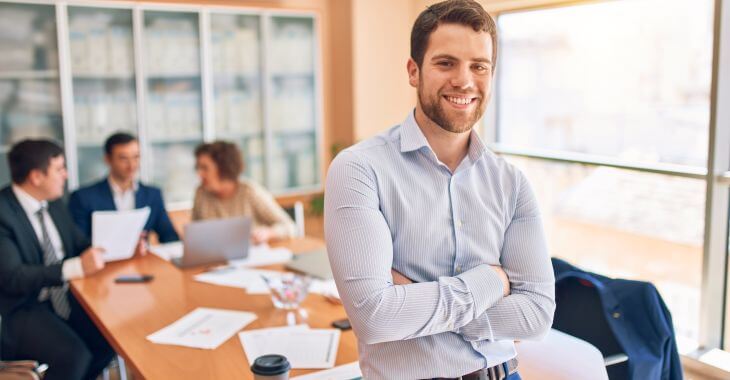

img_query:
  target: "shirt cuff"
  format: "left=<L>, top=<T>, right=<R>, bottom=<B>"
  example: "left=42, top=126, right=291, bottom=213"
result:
left=62, top=257, right=85, bottom=280
left=457, top=264, right=506, bottom=318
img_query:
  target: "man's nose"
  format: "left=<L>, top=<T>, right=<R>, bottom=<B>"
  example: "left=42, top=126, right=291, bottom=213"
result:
left=449, top=65, right=474, bottom=90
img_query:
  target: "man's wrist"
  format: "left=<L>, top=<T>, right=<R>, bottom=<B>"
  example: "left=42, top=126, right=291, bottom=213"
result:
left=457, top=264, right=506, bottom=317
left=62, top=257, right=85, bottom=280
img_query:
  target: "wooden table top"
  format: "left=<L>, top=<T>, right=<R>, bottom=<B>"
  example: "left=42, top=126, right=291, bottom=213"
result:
left=70, top=237, right=358, bottom=379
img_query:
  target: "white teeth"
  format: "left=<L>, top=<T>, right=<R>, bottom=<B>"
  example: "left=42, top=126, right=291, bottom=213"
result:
left=446, top=96, right=472, bottom=105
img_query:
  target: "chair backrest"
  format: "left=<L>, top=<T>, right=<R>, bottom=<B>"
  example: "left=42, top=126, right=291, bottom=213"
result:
left=553, top=277, right=629, bottom=380
left=282, top=201, right=305, bottom=238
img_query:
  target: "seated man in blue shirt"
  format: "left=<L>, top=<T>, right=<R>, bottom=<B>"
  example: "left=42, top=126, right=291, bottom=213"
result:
left=325, top=1, right=555, bottom=379
left=68, top=132, right=179, bottom=245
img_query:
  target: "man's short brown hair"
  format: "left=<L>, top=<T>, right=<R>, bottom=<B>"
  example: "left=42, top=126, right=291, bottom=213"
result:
left=194, top=141, right=244, bottom=182
left=411, top=0, right=498, bottom=69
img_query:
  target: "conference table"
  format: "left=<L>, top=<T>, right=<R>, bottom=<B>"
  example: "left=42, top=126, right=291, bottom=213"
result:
left=69, top=237, right=358, bottom=379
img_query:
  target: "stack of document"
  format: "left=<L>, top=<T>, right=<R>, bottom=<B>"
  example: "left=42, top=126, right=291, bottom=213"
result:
left=194, top=268, right=282, bottom=294
left=230, top=244, right=293, bottom=267
left=147, top=308, right=257, bottom=349
left=150, top=242, right=293, bottom=267
left=150, top=241, right=183, bottom=261
left=309, top=279, right=340, bottom=300
left=239, top=325, right=340, bottom=369
left=194, top=267, right=340, bottom=299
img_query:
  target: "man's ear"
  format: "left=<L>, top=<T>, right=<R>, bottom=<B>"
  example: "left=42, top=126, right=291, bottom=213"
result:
left=27, top=169, right=43, bottom=187
left=407, top=58, right=419, bottom=88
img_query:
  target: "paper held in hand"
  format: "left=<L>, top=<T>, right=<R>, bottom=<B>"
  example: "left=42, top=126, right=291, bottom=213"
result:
left=92, top=206, right=150, bottom=262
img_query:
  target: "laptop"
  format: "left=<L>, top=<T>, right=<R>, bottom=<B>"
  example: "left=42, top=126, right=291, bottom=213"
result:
left=172, top=217, right=252, bottom=269
left=285, top=249, right=333, bottom=280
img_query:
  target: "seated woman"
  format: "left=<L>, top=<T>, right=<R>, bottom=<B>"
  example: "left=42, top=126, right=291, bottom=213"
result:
left=192, top=141, right=296, bottom=243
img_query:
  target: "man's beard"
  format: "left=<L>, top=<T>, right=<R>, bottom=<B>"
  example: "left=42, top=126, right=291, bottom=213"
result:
left=418, top=86, right=485, bottom=134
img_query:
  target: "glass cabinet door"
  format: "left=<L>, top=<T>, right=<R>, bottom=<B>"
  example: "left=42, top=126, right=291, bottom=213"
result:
left=209, top=13, right=264, bottom=184
left=143, top=10, right=203, bottom=203
left=68, top=6, right=137, bottom=186
left=0, top=3, right=62, bottom=185
left=266, top=15, right=318, bottom=191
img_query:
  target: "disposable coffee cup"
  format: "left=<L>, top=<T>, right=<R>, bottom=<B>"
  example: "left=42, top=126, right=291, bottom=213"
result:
left=251, top=354, right=291, bottom=380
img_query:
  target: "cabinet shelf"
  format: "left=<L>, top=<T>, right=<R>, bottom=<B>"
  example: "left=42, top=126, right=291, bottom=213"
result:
left=0, top=70, right=58, bottom=80
left=149, top=136, right=202, bottom=145
left=73, top=73, right=135, bottom=80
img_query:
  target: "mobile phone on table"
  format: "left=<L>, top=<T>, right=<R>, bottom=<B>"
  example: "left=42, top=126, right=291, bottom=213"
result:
left=332, top=318, right=352, bottom=330
left=114, top=274, right=153, bottom=283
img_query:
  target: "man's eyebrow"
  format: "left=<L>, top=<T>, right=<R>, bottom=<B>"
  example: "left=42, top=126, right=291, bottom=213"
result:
left=472, top=57, right=492, bottom=65
left=430, top=54, right=492, bottom=65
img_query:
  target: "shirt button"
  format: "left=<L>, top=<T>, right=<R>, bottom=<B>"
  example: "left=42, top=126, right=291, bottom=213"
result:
left=455, top=265, right=462, bottom=273
left=456, top=220, right=463, bottom=228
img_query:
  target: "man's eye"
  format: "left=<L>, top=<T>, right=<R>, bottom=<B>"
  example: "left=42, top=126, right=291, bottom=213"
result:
left=437, top=61, right=453, bottom=67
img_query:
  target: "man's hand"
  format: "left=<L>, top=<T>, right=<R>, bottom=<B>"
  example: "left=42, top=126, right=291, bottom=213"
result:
left=251, top=227, right=275, bottom=244
left=80, top=247, right=106, bottom=276
left=134, top=232, right=148, bottom=257
left=391, top=269, right=413, bottom=285
left=490, top=265, right=510, bottom=296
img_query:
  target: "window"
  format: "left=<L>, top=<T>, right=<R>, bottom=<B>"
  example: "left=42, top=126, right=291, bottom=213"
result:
left=497, top=0, right=714, bottom=167
left=490, top=0, right=728, bottom=354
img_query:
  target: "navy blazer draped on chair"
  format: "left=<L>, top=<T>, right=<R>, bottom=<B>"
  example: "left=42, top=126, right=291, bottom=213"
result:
left=552, top=258, right=683, bottom=380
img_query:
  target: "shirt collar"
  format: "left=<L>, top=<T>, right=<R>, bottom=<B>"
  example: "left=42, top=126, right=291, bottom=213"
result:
left=11, top=184, right=47, bottom=215
left=108, top=177, right=139, bottom=195
left=399, top=110, right=432, bottom=153
left=399, top=109, right=488, bottom=162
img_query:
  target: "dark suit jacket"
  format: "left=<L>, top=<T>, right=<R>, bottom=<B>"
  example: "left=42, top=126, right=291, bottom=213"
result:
left=68, top=178, right=179, bottom=243
left=0, top=186, right=90, bottom=318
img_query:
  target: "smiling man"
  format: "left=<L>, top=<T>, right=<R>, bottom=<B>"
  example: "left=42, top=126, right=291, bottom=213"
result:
left=324, top=1, right=555, bottom=379
left=68, top=132, right=179, bottom=245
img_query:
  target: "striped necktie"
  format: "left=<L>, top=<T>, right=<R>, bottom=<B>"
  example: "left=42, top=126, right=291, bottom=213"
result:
left=35, top=205, right=71, bottom=320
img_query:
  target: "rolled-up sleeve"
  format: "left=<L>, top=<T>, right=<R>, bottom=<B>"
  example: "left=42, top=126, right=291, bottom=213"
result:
left=457, top=170, right=555, bottom=341
left=325, top=151, right=505, bottom=345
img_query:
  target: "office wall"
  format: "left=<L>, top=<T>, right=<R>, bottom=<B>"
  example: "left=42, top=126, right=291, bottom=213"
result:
left=351, top=0, right=416, bottom=142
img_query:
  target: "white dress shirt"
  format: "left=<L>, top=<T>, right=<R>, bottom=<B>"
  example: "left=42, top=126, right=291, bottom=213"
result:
left=12, top=185, right=84, bottom=280
left=325, top=112, right=555, bottom=379
left=108, top=178, right=138, bottom=211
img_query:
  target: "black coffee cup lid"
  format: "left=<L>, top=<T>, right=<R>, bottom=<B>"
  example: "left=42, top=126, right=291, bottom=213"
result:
left=251, top=354, right=291, bottom=376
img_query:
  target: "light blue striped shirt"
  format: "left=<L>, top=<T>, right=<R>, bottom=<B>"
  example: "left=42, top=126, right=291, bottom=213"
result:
left=325, top=112, right=555, bottom=379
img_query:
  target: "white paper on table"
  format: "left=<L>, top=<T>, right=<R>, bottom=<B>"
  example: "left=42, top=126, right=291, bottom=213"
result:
left=309, top=279, right=340, bottom=299
left=147, top=307, right=257, bottom=349
left=239, top=327, right=340, bottom=369
left=291, top=362, right=362, bottom=380
left=194, top=268, right=283, bottom=295
left=92, top=207, right=150, bottom=262
left=228, top=243, right=293, bottom=268
left=150, top=241, right=183, bottom=261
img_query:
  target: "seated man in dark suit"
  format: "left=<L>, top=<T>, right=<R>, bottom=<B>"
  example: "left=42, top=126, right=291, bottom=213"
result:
left=0, top=139, right=114, bottom=380
left=68, top=132, right=179, bottom=244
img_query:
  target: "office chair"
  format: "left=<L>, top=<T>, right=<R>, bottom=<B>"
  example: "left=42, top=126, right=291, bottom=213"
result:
left=0, top=316, right=49, bottom=380
left=283, top=201, right=305, bottom=238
